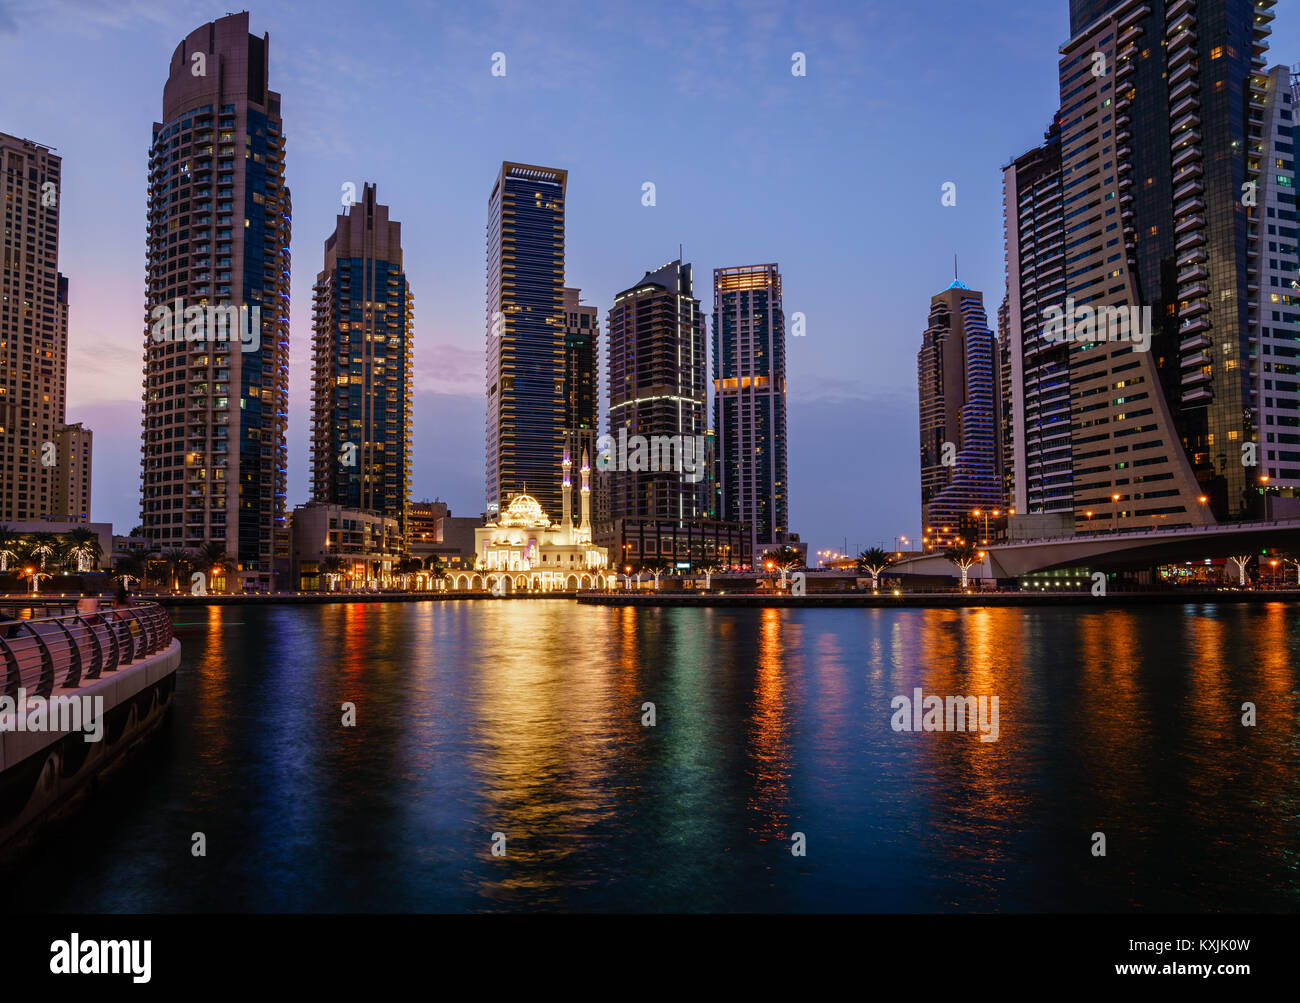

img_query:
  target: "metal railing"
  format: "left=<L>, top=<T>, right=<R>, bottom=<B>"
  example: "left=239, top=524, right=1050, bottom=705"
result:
left=0, top=601, right=174, bottom=700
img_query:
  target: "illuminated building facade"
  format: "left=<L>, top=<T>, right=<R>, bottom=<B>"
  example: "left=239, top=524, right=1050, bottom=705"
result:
left=918, top=281, right=1004, bottom=550
left=485, top=161, right=567, bottom=523
left=140, top=12, right=291, bottom=590
left=310, top=183, right=413, bottom=536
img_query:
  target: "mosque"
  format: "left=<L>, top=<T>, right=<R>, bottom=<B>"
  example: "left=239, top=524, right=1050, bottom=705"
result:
left=457, top=449, right=612, bottom=593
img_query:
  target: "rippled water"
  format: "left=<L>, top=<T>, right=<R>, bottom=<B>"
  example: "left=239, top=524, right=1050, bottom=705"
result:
left=6, top=600, right=1300, bottom=913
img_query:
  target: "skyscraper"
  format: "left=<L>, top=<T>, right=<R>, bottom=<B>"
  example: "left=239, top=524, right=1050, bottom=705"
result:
left=310, top=184, right=413, bottom=534
left=713, top=264, right=790, bottom=554
left=1254, top=65, right=1299, bottom=488
left=0, top=134, right=81, bottom=523
left=1002, top=119, right=1073, bottom=517
left=140, top=12, right=291, bottom=590
left=561, top=287, right=598, bottom=528
left=918, top=281, right=1003, bottom=552
left=1038, top=0, right=1279, bottom=528
left=606, top=260, right=707, bottom=520
left=53, top=421, right=93, bottom=523
left=485, top=161, right=567, bottom=523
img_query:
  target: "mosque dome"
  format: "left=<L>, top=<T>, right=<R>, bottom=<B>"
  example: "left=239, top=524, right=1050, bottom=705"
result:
left=499, top=493, right=551, bottom=528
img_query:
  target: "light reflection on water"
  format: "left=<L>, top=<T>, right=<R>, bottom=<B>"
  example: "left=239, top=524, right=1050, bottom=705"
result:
left=5, top=600, right=1299, bottom=913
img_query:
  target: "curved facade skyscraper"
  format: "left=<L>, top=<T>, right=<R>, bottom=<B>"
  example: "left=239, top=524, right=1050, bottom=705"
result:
left=140, top=13, right=291, bottom=590
left=918, top=281, right=1004, bottom=551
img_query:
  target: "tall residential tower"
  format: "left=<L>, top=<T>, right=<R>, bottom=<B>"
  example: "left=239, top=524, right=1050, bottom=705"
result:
left=918, top=281, right=1004, bottom=551
left=140, top=12, right=291, bottom=589
left=606, top=260, right=707, bottom=520
left=561, top=286, right=598, bottom=528
left=310, top=184, right=413, bottom=534
left=485, top=162, right=567, bottom=523
left=0, top=134, right=87, bottom=522
left=713, top=263, right=790, bottom=555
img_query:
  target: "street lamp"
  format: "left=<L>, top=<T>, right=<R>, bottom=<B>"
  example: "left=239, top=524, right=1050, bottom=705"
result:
left=1111, top=493, right=1121, bottom=533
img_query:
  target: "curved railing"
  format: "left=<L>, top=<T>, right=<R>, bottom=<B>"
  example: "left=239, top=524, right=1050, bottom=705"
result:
left=0, top=600, right=174, bottom=700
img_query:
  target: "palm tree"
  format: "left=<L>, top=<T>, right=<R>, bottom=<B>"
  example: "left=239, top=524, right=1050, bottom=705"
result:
left=1227, top=554, right=1252, bottom=588
left=425, top=554, right=448, bottom=591
left=944, top=542, right=982, bottom=591
left=640, top=557, right=669, bottom=590
left=696, top=558, right=723, bottom=590
left=767, top=546, right=804, bottom=570
left=18, top=564, right=51, bottom=595
left=320, top=554, right=345, bottom=592
left=113, top=550, right=154, bottom=589
left=855, top=547, right=894, bottom=592
left=64, top=527, right=103, bottom=573
left=762, top=546, right=803, bottom=589
left=159, top=549, right=192, bottom=592
left=194, top=541, right=234, bottom=592
left=28, top=532, right=62, bottom=573
left=394, top=555, right=422, bottom=590
left=0, top=525, right=19, bottom=573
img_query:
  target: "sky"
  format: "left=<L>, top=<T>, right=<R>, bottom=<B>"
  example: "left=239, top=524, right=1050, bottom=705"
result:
left=3, top=0, right=1299, bottom=558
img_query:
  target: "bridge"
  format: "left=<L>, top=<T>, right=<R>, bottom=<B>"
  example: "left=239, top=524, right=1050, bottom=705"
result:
left=0, top=599, right=180, bottom=856
left=891, top=518, right=1300, bottom=580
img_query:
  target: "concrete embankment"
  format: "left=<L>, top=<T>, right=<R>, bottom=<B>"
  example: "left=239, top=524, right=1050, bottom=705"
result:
left=576, top=589, right=1300, bottom=608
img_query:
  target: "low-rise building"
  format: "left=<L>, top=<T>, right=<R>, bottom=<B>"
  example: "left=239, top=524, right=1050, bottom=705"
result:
left=289, top=501, right=402, bottom=591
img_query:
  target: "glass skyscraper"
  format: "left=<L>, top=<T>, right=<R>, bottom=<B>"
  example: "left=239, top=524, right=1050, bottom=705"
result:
left=485, top=162, right=567, bottom=523
left=140, top=12, right=291, bottom=589
left=310, top=184, right=413, bottom=535
left=607, top=259, right=707, bottom=521
left=713, top=264, right=789, bottom=553
left=1002, top=0, right=1288, bottom=532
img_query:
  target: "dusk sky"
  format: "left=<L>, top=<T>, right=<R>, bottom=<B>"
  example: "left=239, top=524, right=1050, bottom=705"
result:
left=5, top=0, right=1299, bottom=556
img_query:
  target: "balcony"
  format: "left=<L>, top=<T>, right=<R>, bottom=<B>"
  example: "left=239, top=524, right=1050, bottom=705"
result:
left=1169, top=77, right=1199, bottom=104
left=1180, top=332, right=1211, bottom=352
left=1177, top=264, right=1210, bottom=284
left=1169, top=61, right=1197, bottom=87
left=1174, top=213, right=1205, bottom=235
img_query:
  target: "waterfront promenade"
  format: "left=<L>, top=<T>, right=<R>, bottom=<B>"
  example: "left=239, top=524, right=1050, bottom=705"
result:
left=0, top=600, right=180, bottom=855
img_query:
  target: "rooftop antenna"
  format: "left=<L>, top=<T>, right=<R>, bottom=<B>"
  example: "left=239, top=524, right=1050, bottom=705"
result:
left=954, top=253, right=958, bottom=282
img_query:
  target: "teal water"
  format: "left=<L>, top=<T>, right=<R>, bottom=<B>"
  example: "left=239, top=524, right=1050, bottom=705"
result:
left=6, top=600, right=1300, bottom=913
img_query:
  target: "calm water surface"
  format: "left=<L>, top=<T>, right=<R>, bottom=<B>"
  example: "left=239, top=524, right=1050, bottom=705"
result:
left=5, top=600, right=1300, bottom=913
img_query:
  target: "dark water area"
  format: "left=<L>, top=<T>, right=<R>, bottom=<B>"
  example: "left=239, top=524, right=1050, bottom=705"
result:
left=5, top=600, right=1299, bottom=913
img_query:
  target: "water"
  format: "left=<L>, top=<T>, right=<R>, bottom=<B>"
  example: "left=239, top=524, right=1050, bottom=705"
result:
left=5, top=600, right=1299, bottom=913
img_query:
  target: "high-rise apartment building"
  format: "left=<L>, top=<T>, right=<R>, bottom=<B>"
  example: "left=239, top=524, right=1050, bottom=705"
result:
left=1032, top=0, right=1279, bottom=530
left=713, top=264, right=790, bottom=553
left=562, top=286, right=598, bottom=526
left=918, top=281, right=1004, bottom=551
left=1254, top=64, right=1299, bottom=488
left=310, top=184, right=413, bottom=535
left=1002, top=119, right=1074, bottom=516
left=0, top=134, right=79, bottom=522
left=140, top=12, right=291, bottom=590
left=53, top=421, right=92, bottom=523
left=485, top=161, right=567, bottom=523
left=606, top=260, right=707, bottom=520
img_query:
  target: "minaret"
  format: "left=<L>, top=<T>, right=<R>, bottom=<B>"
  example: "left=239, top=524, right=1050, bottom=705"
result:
left=561, top=447, right=573, bottom=536
left=579, top=449, right=592, bottom=543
